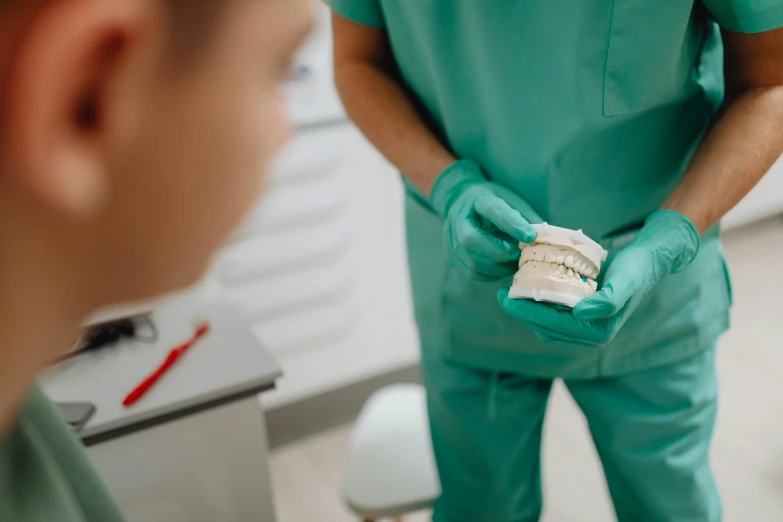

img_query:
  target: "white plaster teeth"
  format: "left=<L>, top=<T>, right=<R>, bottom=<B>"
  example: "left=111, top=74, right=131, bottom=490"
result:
left=517, top=243, right=601, bottom=280
left=511, top=226, right=607, bottom=306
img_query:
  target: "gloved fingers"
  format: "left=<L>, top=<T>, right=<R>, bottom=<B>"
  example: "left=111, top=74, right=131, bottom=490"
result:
left=488, top=184, right=545, bottom=224
left=481, top=220, right=519, bottom=246
left=573, top=272, right=644, bottom=320
left=573, top=286, right=627, bottom=320
left=474, top=193, right=536, bottom=244
left=594, top=251, right=619, bottom=286
left=455, top=217, right=520, bottom=262
left=445, top=218, right=519, bottom=279
left=573, top=249, right=649, bottom=320
left=497, top=290, right=612, bottom=345
left=451, top=249, right=518, bottom=281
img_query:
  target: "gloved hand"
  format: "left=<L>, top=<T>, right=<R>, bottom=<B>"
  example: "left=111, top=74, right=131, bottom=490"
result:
left=431, top=159, right=542, bottom=281
left=497, top=210, right=700, bottom=346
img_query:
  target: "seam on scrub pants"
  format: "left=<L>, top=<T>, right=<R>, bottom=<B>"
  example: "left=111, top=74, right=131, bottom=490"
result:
left=488, top=372, right=499, bottom=420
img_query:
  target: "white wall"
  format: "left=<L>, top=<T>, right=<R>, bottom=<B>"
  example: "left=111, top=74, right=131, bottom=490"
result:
left=213, top=124, right=419, bottom=410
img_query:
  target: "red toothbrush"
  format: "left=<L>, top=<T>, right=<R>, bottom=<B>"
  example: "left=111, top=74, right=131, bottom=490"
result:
left=123, top=322, right=210, bottom=407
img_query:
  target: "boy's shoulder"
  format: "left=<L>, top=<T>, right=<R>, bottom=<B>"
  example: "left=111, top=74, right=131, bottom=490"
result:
left=0, top=389, right=125, bottom=522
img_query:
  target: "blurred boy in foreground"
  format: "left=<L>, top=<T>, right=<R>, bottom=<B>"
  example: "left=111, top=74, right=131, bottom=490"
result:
left=0, top=0, right=312, bottom=519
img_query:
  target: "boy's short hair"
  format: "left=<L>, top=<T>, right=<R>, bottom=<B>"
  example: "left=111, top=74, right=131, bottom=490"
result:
left=164, top=0, right=222, bottom=58
left=0, top=0, right=222, bottom=59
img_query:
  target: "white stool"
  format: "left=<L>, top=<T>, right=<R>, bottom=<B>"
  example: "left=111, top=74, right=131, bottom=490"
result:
left=342, top=383, right=441, bottom=521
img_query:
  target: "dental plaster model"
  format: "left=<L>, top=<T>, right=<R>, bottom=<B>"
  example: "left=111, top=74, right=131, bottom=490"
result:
left=508, top=224, right=609, bottom=308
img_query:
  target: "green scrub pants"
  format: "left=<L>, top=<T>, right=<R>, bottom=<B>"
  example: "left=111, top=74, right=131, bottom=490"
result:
left=421, top=346, right=721, bottom=522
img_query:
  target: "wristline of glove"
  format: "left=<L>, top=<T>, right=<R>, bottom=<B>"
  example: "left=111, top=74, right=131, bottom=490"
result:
left=641, top=210, right=701, bottom=274
left=430, top=159, right=486, bottom=218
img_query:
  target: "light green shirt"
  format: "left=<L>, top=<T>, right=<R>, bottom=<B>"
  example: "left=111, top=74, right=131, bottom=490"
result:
left=0, top=389, right=124, bottom=522
left=327, top=0, right=783, bottom=235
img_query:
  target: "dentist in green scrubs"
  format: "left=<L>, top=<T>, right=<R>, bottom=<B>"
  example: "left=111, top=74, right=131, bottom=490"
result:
left=326, top=1, right=783, bottom=521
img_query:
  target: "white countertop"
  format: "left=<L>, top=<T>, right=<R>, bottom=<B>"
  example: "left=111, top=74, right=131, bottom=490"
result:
left=41, top=300, right=281, bottom=445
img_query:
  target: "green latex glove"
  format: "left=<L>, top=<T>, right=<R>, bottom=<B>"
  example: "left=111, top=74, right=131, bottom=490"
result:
left=431, top=159, right=543, bottom=281
left=497, top=210, right=701, bottom=346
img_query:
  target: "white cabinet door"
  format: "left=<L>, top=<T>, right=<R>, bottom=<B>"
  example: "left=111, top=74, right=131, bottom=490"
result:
left=214, top=123, right=419, bottom=409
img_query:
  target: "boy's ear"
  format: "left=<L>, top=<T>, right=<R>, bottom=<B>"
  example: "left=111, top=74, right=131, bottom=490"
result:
left=3, top=0, right=153, bottom=218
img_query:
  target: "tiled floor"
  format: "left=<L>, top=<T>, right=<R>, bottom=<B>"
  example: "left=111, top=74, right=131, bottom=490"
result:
left=270, top=217, right=783, bottom=522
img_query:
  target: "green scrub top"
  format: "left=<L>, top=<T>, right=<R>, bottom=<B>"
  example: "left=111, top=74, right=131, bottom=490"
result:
left=327, top=0, right=783, bottom=378
left=0, top=389, right=125, bottom=522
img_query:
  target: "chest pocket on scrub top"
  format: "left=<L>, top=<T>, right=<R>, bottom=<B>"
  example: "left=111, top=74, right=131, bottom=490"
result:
left=603, top=0, right=704, bottom=116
